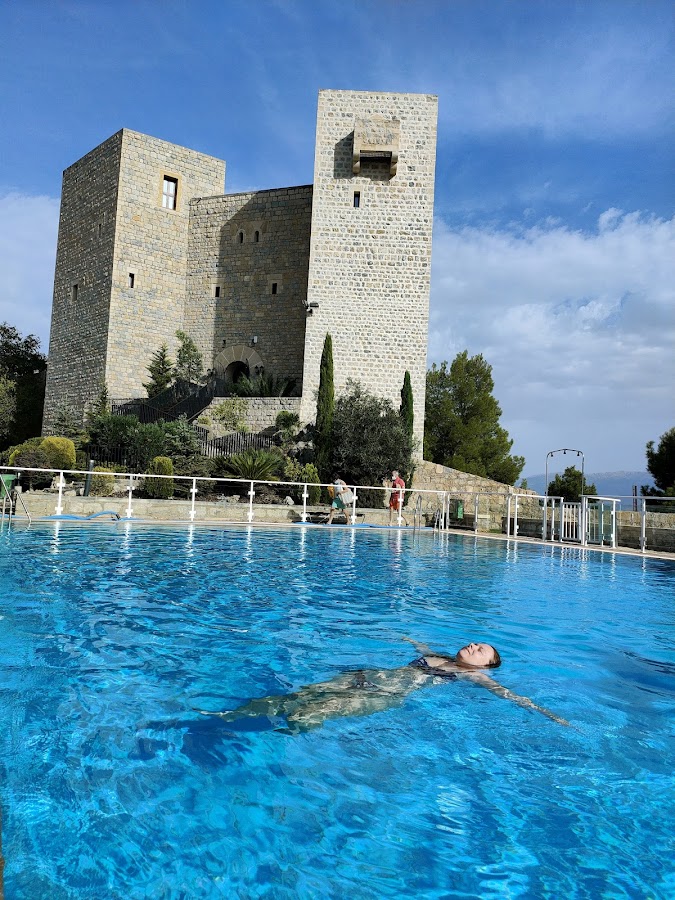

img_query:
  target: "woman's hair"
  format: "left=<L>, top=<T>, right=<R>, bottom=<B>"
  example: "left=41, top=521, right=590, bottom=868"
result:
left=486, top=647, right=502, bottom=668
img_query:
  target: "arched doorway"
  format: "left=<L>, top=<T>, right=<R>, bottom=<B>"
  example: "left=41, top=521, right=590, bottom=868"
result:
left=213, top=345, right=264, bottom=388
left=224, top=360, right=250, bottom=383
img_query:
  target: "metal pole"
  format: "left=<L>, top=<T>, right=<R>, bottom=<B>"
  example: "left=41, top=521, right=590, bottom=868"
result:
left=126, top=476, right=134, bottom=519
left=397, top=487, right=403, bottom=527
left=513, top=494, right=519, bottom=537
left=248, top=480, right=255, bottom=523
left=301, top=482, right=308, bottom=522
left=640, top=497, right=646, bottom=553
left=189, top=478, right=197, bottom=521
left=506, top=494, right=512, bottom=536
left=55, top=470, right=65, bottom=516
left=84, top=458, right=95, bottom=497
left=474, top=495, right=479, bottom=534
left=351, top=488, right=358, bottom=525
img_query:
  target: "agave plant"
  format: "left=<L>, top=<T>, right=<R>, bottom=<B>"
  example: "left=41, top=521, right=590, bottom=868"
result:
left=220, top=449, right=283, bottom=481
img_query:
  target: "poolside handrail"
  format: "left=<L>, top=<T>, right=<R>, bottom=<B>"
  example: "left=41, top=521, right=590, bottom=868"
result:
left=2, top=465, right=673, bottom=552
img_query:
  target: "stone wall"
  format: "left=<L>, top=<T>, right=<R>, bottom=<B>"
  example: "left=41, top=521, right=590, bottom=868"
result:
left=201, top=396, right=302, bottom=433
left=43, top=132, right=123, bottom=431
left=45, top=129, right=225, bottom=428
left=409, top=460, right=538, bottom=530
left=185, top=186, right=312, bottom=386
left=106, top=130, right=225, bottom=398
left=301, top=90, right=438, bottom=453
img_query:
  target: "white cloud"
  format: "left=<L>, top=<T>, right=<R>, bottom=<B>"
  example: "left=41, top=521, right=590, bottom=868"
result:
left=429, top=210, right=675, bottom=471
left=0, top=192, right=59, bottom=350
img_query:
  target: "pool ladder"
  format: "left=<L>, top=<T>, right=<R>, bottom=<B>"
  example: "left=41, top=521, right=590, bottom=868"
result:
left=0, top=479, right=31, bottom=526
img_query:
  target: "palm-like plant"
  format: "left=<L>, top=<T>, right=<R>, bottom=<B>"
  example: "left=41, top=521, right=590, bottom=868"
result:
left=219, top=449, right=283, bottom=481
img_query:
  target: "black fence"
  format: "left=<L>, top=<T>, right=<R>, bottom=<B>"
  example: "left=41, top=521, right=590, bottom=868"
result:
left=82, top=431, right=276, bottom=469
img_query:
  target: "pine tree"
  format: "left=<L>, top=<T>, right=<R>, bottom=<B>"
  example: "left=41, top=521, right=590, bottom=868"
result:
left=174, top=331, right=203, bottom=386
left=314, top=333, right=335, bottom=481
left=400, top=370, right=414, bottom=439
left=143, top=344, right=174, bottom=397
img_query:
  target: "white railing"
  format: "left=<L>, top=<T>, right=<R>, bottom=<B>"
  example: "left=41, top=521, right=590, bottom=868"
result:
left=1, top=465, right=672, bottom=553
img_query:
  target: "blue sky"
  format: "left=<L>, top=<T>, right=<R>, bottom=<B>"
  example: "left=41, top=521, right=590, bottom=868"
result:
left=1, top=0, right=673, bottom=474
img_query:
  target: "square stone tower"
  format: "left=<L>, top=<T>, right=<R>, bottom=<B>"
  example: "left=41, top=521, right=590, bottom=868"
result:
left=43, top=129, right=224, bottom=428
left=301, top=90, right=438, bottom=455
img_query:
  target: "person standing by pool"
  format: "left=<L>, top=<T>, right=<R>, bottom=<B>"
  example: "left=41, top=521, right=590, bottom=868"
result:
left=200, top=636, right=569, bottom=731
left=389, top=469, right=408, bottom=526
left=326, top=474, right=353, bottom=525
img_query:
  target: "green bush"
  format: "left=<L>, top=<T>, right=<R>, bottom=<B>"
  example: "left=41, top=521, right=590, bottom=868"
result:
left=302, top=463, right=321, bottom=505
left=7, top=437, right=44, bottom=466
left=221, top=449, right=283, bottom=481
left=40, top=436, right=76, bottom=471
left=145, top=456, right=174, bottom=499
left=90, top=465, right=116, bottom=497
left=212, top=398, right=249, bottom=432
left=172, top=455, right=218, bottom=497
left=75, top=450, right=88, bottom=471
left=7, top=446, right=51, bottom=488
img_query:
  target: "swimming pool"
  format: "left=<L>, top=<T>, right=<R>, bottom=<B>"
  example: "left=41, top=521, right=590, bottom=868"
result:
left=1, top=523, right=673, bottom=899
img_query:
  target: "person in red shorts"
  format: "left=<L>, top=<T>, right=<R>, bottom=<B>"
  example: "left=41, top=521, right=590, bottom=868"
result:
left=388, top=469, right=408, bottom=526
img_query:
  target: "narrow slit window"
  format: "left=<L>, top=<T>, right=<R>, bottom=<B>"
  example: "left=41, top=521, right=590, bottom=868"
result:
left=128, top=273, right=135, bottom=288
left=254, top=230, right=260, bottom=243
left=71, top=283, right=78, bottom=303
left=353, top=191, right=361, bottom=208
left=238, top=231, right=244, bottom=244
left=98, top=223, right=102, bottom=239
left=214, top=285, right=221, bottom=298
left=162, top=176, right=178, bottom=210
left=271, top=282, right=278, bottom=295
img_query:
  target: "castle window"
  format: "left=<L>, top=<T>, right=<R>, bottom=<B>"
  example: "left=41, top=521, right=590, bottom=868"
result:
left=128, top=273, right=135, bottom=288
left=214, top=285, right=221, bottom=298
left=98, top=223, right=102, bottom=239
left=71, top=283, right=78, bottom=303
left=353, top=191, right=361, bottom=208
left=271, top=282, right=278, bottom=295
left=238, top=231, right=244, bottom=244
left=162, top=176, right=178, bottom=210
left=254, top=230, right=260, bottom=243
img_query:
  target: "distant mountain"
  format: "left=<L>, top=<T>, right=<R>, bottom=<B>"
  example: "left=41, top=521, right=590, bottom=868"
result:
left=522, top=471, right=654, bottom=498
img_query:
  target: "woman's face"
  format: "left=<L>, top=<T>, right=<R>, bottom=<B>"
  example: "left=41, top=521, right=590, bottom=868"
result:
left=455, top=642, right=497, bottom=668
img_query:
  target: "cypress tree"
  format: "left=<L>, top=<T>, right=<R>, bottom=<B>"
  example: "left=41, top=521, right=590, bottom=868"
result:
left=314, top=333, right=335, bottom=481
left=400, top=370, right=414, bottom=439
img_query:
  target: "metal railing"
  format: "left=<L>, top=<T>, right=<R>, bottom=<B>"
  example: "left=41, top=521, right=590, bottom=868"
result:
left=0, top=465, right=672, bottom=553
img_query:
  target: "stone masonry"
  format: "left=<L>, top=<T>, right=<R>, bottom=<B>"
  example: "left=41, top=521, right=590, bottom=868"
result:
left=301, top=90, right=438, bottom=456
left=44, top=91, right=438, bottom=452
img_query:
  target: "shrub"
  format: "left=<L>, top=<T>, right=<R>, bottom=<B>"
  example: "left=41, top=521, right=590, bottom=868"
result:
left=90, top=465, right=116, bottom=497
left=126, top=422, right=165, bottom=472
left=162, top=415, right=201, bottom=460
left=75, top=450, right=88, bottom=471
left=276, top=410, right=300, bottom=446
left=7, top=436, right=44, bottom=466
left=172, top=455, right=218, bottom=497
left=302, top=463, right=321, bottom=505
left=40, top=436, right=76, bottom=471
left=212, top=398, right=249, bottom=432
left=221, top=448, right=283, bottom=481
left=145, top=456, right=174, bottom=499
left=8, top=446, right=51, bottom=488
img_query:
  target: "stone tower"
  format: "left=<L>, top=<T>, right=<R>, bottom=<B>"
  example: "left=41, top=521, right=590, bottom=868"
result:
left=43, top=130, right=224, bottom=428
left=44, top=91, right=437, bottom=451
left=301, top=90, right=438, bottom=454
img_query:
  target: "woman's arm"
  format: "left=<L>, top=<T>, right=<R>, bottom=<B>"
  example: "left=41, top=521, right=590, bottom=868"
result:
left=464, top=671, right=570, bottom=726
left=401, top=636, right=436, bottom=657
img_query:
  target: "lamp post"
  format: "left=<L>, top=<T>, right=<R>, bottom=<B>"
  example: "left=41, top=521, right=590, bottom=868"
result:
left=545, top=448, right=585, bottom=500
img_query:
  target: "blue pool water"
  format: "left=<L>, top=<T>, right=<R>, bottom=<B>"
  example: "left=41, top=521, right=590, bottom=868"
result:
left=0, top=523, right=674, bottom=899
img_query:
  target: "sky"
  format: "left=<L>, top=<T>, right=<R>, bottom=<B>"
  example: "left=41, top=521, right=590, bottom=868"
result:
left=0, top=0, right=673, bottom=475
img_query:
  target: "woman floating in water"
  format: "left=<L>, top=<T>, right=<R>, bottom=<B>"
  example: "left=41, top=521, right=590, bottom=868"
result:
left=200, top=637, right=570, bottom=731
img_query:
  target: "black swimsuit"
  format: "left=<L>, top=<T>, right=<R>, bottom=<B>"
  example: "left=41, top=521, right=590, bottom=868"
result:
left=409, top=657, right=457, bottom=679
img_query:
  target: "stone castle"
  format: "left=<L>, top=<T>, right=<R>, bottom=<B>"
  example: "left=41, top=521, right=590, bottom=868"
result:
left=44, top=90, right=438, bottom=451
